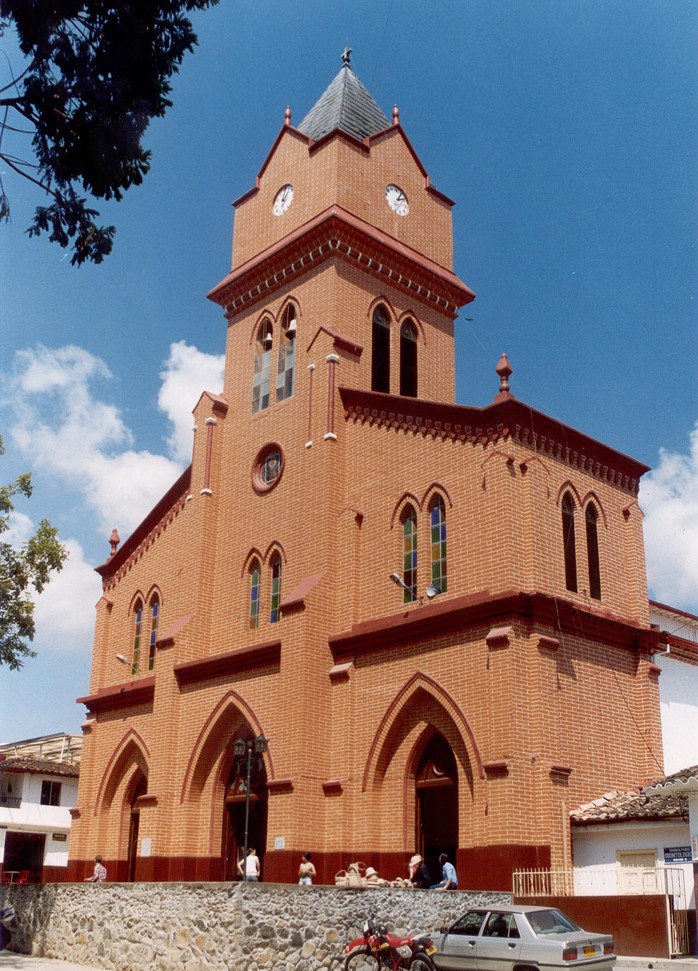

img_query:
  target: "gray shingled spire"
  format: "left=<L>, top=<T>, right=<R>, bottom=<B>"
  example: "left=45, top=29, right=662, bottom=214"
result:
left=297, top=50, right=390, bottom=142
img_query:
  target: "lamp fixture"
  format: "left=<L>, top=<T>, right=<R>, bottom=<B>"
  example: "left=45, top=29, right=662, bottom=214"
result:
left=388, top=572, right=423, bottom=605
left=389, top=573, right=444, bottom=604
left=115, top=654, right=129, bottom=665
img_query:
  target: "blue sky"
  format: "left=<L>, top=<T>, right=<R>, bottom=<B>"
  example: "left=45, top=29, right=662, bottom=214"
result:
left=1, top=0, right=696, bottom=743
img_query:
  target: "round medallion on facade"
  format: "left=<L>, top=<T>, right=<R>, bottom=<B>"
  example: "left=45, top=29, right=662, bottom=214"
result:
left=385, top=184, right=409, bottom=216
left=273, top=184, right=294, bottom=215
left=252, top=443, right=285, bottom=493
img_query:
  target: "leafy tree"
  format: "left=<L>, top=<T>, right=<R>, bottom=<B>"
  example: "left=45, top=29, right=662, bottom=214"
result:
left=0, top=0, right=218, bottom=265
left=0, top=437, right=68, bottom=669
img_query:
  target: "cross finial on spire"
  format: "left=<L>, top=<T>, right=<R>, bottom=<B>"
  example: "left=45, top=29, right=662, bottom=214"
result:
left=342, top=46, right=352, bottom=66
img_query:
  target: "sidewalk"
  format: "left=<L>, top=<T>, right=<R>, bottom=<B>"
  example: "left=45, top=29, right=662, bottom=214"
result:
left=616, top=960, right=698, bottom=971
left=0, top=956, right=103, bottom=971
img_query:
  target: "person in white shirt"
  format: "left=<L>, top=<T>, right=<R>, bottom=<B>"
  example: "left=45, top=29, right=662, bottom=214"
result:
left=237, top=847, right=260, bottom=882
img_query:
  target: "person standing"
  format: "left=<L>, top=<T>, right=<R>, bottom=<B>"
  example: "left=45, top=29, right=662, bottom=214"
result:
left=298, top=852, right=316, bottom=885
left=431, top=853, right=457, bottom=890
left=84, top=855, right=107, bottom=883
left=237, top=847, right=260, bottom=882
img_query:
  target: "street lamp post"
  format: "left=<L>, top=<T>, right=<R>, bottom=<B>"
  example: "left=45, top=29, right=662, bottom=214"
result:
left=233, top=734, right=268, bottom=881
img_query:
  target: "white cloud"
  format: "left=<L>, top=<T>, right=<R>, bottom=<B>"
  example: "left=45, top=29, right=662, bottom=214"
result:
left=3, top=342, right=223, bottom=536
left=159, top=341, right=225, bottom=463
left=33, top=538, right=102, bottom=654
left=640, top=422, right=698, bottom=614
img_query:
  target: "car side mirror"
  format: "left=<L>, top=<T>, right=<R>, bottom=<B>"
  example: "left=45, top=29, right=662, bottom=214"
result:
left=440, top=926, right=448, bottom=934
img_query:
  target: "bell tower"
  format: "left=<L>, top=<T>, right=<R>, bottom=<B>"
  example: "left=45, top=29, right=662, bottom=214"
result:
left=208, top=50, right=475, bottom=413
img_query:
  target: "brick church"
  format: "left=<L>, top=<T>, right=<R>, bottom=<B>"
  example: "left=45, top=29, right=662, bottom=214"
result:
left=69, top=53, right=664, bottom=889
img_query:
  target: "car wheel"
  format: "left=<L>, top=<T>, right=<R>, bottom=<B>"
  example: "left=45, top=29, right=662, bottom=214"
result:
left=345, top=948, right=381, bottom=970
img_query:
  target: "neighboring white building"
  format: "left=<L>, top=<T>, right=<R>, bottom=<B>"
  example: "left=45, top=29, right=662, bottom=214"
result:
left=0, top=733, right=80, bottom=882
left=570, top=773, right=695, bottom=909
left=650, top=601, right=698, bottom=775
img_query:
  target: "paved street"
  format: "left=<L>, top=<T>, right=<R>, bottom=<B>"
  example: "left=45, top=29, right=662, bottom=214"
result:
left=2, top=950, right=698, bottom=970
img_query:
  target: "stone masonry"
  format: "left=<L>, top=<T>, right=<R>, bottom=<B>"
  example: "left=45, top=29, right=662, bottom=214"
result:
left=2, top=883, right=509, bottom=970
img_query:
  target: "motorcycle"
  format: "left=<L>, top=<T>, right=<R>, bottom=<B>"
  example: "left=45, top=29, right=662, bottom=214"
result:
left=344, top=915, right=436, bottom=970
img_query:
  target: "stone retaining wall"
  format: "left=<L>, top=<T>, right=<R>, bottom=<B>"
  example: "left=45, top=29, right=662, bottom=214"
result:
left=2, top=882, right=510, bottom=970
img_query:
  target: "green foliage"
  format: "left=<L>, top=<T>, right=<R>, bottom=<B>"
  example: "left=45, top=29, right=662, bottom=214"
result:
left=0, top=437, right=68, bottom=669
left=0, top=0, right=218, bottom=264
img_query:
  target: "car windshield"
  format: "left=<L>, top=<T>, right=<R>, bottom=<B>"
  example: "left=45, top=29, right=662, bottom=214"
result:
left=450, top=911, right=486, bottom=935
left=527, top=909, right=581, bottom=935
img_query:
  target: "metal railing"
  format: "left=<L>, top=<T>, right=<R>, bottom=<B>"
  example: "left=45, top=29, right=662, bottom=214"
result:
left=512, top=864, right=691, bottom=956
left=0, top=795, right=21, bottom=808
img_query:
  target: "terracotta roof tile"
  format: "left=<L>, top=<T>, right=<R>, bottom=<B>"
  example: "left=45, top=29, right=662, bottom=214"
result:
left=0, top=756, right=79, bottom=778
left=571, top=767, right=698, bottom=824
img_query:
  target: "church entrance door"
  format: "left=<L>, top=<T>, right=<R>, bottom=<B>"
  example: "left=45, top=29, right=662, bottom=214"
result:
left=414, top=732, right=458, bottom=884
left=127, top=774, right=147, bottom=882
left=222, top=764, right=268, bottom=880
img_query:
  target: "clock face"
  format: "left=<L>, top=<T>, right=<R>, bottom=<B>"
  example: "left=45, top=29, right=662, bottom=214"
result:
left=273, top=184, right=294, bottom=216
left=385, top=184, right=409, bottom=216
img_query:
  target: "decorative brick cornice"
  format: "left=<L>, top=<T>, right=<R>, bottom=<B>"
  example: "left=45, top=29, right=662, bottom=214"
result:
left=340, top=389, right=647, bottom=496
left=267, top=778, right=293, bottom=795
left=207, top=206, right=473, bottom=318
left=322, top=779, right=343, bottom=795
left=173, top=640, right=281, bottom=686
left=77, top=676, right=155, bottom=715
left=96, top=466, right=191, bottom=587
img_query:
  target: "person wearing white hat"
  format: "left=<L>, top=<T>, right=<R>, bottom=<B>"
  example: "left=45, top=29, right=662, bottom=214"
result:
left=408, top=853, right=430, bottom=888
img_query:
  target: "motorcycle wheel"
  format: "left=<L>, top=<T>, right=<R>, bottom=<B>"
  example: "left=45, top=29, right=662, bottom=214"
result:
left=344, top=948, right=382, bottom=970
left=409, top=957, right=435, bottom=970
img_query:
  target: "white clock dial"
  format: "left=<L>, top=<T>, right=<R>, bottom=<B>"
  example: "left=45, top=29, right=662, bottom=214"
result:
left=385, top=184, right=409, bottom=216
left=273, top=184, right=294, bottom=216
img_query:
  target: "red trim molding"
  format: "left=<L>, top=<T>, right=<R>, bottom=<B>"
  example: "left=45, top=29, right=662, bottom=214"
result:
left=329, top=589, right=662, bottom=660
left=550, top=764, right=573, bottom=777
left=267, top=778, right=293, bottom=795
left=484, top=760, right=509, bottom=777
left=322, top=780, right=343, bottom=795
left=174, top=641, right=281, bottom=686
left=77, top=676, right=155, bottom=715
left=486, top=626, right=512, bottom=649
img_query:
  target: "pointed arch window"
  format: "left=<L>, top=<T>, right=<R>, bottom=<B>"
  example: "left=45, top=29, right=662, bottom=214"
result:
left=249, top=560, right=261, bottom=629
left=401, top=506, right=418, bottom=604
left=276, top=305, right=296, bottom=403
left=270, top=555, right=282, bottom=624
left=585, top=503, right=601, bottom=600
left=400, top=319, right=418, bottom=397
left=561, top=492, right=578, bottom=593
left=252, top=318, right=273, bottom=413
left=132, top=601, right=143, bottom=674
left=147, top=596, right=159, bottom=671
left=371, top=306, right=390, bottom=393
left=429, top=495, right=447, bottom=594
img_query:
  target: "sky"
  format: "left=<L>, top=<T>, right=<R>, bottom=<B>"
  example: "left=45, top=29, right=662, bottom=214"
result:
left=0, top=0, right=696, bottom=744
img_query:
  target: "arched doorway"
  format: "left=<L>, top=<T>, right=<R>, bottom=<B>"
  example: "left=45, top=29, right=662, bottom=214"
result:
left=126, top=773, right=147, bottom=882
left=414, top=732, right=458, bottom=883
left=222, top=755, right=268, bottom=880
